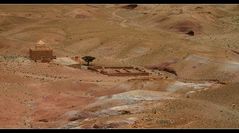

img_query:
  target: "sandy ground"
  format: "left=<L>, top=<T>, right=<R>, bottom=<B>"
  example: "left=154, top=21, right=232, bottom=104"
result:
left=0, top=4, right=239, bottom=128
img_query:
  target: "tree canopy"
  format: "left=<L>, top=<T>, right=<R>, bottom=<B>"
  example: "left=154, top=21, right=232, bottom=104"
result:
left=82, top=56, right=95, bottom=66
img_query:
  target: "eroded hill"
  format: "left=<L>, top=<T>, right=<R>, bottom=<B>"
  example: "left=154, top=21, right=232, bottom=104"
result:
left=0, top=4, right=239, bottom=128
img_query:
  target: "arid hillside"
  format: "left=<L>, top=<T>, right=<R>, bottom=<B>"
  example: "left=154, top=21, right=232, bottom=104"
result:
left=0, top=4, right=239, bottom=77
left=0, top=4, right=239, bottom=128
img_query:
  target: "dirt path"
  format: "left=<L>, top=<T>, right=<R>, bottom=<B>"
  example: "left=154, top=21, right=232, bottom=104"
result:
left=111, top=8, right=150, bottom=31
left=15, top=71, right=64, bottom=81
left=22, top=100, right=34, bottom=128
left=112, top=9, right=128, bottom=28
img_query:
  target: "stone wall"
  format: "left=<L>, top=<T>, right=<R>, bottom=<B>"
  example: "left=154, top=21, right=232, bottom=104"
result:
left=88, top=66, right=149, bottom=76
left=29, top=49, right=54, bottom=61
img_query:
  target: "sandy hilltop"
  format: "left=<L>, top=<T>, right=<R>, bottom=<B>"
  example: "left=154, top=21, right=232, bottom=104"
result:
left=0, top=4, right=239, bottom=128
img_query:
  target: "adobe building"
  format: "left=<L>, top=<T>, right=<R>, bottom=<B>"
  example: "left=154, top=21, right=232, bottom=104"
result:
left=29, top=40, right=56, bottom=62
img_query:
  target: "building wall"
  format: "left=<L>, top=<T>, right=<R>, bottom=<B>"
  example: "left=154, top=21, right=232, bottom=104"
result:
left=29, top=49, right=53, bottom=60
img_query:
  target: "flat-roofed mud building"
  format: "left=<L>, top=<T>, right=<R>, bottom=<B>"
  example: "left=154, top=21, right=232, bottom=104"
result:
left=29, top=40, right=55, bottom=62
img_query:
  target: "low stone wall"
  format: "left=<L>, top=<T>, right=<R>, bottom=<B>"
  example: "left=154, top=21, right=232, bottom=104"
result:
left=88, top=67, right=99, bottom=72
left=88, top=66, right=149, bottom=76
left=104, top=67, right=134, bottom=69
left=100, top=72, right=149, bottom=76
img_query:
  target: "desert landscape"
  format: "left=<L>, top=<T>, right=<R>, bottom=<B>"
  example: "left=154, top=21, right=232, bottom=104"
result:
left=0, top=4, right=239, bottom=128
